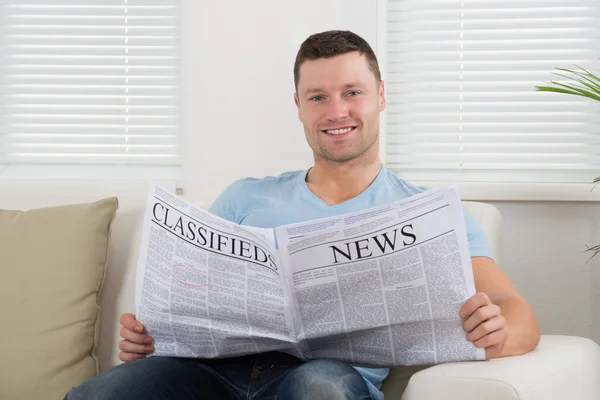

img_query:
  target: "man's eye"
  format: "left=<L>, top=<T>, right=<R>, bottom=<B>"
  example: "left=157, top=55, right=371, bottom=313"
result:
left=310, top=96, right=324, bottom=101
left=347, top=91, right=360, bottom=97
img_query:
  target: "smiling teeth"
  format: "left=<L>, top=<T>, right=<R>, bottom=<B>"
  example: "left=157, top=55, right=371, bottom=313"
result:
left=326, top=127, right=353, bottom=135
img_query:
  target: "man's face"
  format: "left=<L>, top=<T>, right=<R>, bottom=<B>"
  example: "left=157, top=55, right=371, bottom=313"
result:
left=294, top=51, right=386, bottom=164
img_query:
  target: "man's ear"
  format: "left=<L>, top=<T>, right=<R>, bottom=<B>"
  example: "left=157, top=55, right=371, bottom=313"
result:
left=294, top=92, right=301, bottom=120
left=379, top=80, right=387, bottom=112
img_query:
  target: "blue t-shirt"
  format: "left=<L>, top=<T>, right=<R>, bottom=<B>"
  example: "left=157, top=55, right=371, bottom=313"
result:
left=209, top=166, right=492, bottom=400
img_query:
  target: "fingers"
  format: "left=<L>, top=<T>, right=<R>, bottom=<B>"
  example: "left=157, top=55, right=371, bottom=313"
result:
left=466, top=315, right=506, bottom=343
left=460, top=293, right=509, bottom=358
left=459, top=292, right=492, bottom=319
left=119, top=351, right=147, bottom=362
left=120, top=326, right=153, bottom=345
left=463, top=303, right=501, bottom=332
left=118, top=339, right=154, bottom=356
left=118, top=312, right=153, bottom=363
left=120, top=313, right=144, bottom=334
left=474, top=326, right=508, bottom=349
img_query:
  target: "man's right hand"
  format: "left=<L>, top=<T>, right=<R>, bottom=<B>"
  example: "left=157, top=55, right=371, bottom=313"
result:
left=119, top=313, right=154, bottom=362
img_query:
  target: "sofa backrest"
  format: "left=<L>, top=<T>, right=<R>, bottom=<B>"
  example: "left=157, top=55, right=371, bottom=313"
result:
left=463, top=201, right=503, bottom=266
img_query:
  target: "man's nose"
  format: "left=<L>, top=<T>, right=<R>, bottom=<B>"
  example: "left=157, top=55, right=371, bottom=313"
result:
left=327, top=97, right=349, bottom=121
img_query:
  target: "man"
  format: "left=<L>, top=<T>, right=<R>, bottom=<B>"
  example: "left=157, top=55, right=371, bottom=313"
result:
left=65, top=30, right=540, bottom=400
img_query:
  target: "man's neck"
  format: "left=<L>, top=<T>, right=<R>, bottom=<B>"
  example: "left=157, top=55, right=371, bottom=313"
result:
left=305, top=157, right=383, bottom=206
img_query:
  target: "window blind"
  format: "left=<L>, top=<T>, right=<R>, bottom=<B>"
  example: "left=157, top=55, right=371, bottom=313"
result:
left=385, top=0, right=600, bottom=183
left=0, top=0, right=180, bottom=165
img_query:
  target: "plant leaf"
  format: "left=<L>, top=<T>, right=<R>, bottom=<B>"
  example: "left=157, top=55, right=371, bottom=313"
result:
left=574, top=65, right=600, bottom=88
left=552, top=72, right=600, bottom=95
left=535, top=86, right=583, bottom=96
left=592, top=176, right=600, bottom=192
left=543, top=81, right=600, bottom=101
left=585, top=244, right=600, bottom=264
left=556, top=67, right=600, bottom=92
left=536, top=65, right=600, bottom=102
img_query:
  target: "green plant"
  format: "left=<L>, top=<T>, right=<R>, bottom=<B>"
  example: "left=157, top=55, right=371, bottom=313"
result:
left=535, top=65, right=600, bottom=260
left=535, top=64, right=600, bottom=102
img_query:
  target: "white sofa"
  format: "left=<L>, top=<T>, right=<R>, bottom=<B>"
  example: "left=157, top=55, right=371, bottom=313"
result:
left=1, top=180, right=599, bottom=400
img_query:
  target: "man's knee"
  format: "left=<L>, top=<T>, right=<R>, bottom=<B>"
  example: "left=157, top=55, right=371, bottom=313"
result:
left=65, top=380, right=120, bottom=400
left=64, top=357, right=223, bottom=400
left=64, top=358, right=162, bottom=400
left=276, top=359, right=371, bottom=400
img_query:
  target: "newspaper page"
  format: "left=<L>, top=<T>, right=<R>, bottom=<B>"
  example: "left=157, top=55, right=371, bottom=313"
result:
left=135, top=185, right=298, bottom=359
left=275, top=185, right=485, bottom=367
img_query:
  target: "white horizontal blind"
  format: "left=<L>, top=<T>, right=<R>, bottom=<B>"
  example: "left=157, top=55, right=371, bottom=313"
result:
left=385, top=0, right=600, bottom=183
left=0, top=0, right=180, bottom=165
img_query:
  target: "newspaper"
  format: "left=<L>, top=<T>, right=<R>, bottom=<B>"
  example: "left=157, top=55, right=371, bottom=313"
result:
left=135, top=184, right=485, bottom=367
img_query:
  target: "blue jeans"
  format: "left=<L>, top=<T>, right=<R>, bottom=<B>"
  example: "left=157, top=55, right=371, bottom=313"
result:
left=64, top=351, right=372, bottom=400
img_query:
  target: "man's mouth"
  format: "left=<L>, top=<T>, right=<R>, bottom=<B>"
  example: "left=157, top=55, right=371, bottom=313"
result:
left=321, top=126, right=357, bottom=135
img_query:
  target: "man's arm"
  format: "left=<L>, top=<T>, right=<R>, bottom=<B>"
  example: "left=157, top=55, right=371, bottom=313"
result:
left=460, top=256, right=541, bottom=359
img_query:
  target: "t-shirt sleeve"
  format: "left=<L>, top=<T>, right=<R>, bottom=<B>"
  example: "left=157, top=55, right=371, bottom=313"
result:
left=208, top=179, right=246, bottom=223
left=463, top=206, right=493, bottom=260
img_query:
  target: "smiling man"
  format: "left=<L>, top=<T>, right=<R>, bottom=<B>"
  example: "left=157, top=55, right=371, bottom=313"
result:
left=65, top=30, right=540, bottom=400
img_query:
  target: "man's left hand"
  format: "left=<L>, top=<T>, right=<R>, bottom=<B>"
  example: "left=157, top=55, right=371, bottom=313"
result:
left=459, top=292, right=508, bottom=359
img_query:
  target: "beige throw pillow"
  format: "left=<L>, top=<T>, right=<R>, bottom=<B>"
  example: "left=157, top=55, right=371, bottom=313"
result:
left=0, top=197, right=118, bottom=400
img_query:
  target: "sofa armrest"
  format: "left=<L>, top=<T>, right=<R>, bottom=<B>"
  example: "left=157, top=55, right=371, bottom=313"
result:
left=399, top=335, right=600, bottom=400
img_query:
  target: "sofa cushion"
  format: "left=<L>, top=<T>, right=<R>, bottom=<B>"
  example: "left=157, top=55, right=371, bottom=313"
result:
left=0, top=197, right=118, bottom=400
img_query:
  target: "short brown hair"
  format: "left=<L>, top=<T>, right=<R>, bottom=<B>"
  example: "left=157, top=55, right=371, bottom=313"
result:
left=293, top=30, right=381, bottom=90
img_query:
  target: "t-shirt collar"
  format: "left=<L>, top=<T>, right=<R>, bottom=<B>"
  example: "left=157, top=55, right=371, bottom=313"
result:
left=296, top=164, right=387, bottom=210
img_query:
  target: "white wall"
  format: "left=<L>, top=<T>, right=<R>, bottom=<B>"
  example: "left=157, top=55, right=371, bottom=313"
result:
left=491, top=201, right=600, bottom=343
left=179, top=0, right=600, bottom=346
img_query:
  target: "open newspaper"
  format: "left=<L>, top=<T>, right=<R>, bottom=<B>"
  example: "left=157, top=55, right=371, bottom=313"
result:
left=135, top=184, right=485, bottom=367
